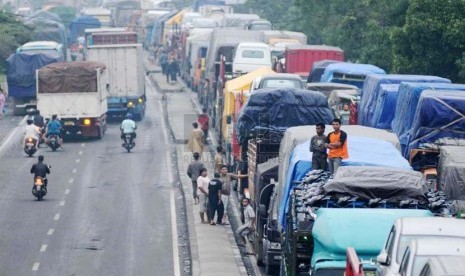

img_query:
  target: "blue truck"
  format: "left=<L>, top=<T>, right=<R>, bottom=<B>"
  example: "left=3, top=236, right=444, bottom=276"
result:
left=6, top=49, right=63, bottom=115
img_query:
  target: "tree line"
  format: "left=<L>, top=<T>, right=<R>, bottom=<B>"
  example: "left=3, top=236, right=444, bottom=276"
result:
left=246, top=0, right=465, bottom=82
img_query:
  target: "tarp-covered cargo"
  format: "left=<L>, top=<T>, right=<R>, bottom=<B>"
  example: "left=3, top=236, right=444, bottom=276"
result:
left=326, top=166, right=427, bottom=202
left=392, top=82, right=465, bottom=148
left=262, top=30, right=307, bottom=45
left=24, top=18, right=67, bottom=48
left=7, top=51, right=63, bottom=97
left=438, top=146, right=465, bottom=200
left=406, top=90, right=465, bottom=158
left=320, top=62, right=386, bottom=88
left=358, top=74, right=451, bottom=127
left=307, top=60, right=339, bottom=83
left=38, top=61, right=106, bottom=93
left=371, top=84, right=399, bottom=129
left=220, top=13, right=260, bottom=28
left=235, top=88, right=334, bottom=145
left=278, top=135, right=412, bottom=228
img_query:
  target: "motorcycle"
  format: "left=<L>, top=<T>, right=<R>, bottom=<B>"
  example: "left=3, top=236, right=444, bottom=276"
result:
left=122, top=133, right=135, bottom=152
left=24, top=137, right=37, bottom=157
left=36, top=126, right=45, bottom=148
left=32, top=176, right=47, bottom=201
left=48, top=134, right=59, bottom=151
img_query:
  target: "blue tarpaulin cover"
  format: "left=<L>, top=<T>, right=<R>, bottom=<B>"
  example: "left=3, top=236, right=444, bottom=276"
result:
left=6, top=51, right=64, bottom=98
left=69, top=16, right=101, bottom=43
left=371, top=84, right=399, bottom=129
left=307, top=60, right=340, bottom=83
left=235, top=88, right=334, bottom=144
left=320, top=62, right=386, bottom=88
left=405, top=90, right=465, bottom=158
left=278, top=135, right=412, bottom=228
left=358, top=74, right=450, bottom=127
left=392, top=82, right=465, bottom=148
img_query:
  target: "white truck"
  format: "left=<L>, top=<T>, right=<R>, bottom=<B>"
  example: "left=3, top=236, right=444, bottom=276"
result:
left=86, top=43, right=146, bottom=120
left=36, top=62, right=108, bottom=138
left=232, top=42, right=272, bottom=77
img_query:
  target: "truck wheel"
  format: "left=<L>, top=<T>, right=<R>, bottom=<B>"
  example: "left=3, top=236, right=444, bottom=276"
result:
left=265, top=263, right=278, bottom=276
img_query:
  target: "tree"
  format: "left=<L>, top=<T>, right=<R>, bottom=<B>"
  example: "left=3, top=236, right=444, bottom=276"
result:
left=49, top=6, right=77, bottom=29
left=392, top=0, right=465, bottom=81
left=0, top=11, right=32, bottom=73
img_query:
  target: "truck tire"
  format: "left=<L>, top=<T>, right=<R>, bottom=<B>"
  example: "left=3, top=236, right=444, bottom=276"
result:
left=265, top=263, right=278, bottom=276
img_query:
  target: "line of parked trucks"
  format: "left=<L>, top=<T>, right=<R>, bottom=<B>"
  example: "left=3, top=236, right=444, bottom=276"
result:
left=145, top=2, right=465, bottom=276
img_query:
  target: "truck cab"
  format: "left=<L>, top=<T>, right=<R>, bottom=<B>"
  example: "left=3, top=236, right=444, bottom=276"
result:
left=232, top=42, right=272, bottom=77
left=376, top=217, right=465, bottom=276
left=17, top=41, right=64, bottom=60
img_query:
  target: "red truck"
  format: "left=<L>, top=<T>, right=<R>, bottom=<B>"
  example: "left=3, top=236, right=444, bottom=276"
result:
left=275, top=45, right=344, bottom=79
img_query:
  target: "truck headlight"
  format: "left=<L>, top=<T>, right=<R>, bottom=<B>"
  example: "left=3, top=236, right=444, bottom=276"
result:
left=127, top=101, right=134, bottom=107
left=138, top=98, right=143, bottom=104
left=83, top=118, right=91, bottom=126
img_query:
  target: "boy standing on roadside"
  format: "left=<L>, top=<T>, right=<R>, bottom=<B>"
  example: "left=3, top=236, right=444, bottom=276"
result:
left=310, top=123, right=327, bottom=170
left=325, top=119, right=349, bottom=176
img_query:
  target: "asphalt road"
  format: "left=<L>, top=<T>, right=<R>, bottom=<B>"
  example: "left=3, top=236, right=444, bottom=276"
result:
left=0, top=84, right=177, bottom=275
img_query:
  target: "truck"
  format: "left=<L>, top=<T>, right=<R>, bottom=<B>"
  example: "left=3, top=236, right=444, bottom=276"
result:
left=274, top=45, right=344, bottom=79
left=36, top=62, right=108, bottom=138
left=87, top=44, right=146, bottom=120
left=6, top=50, right=64, bottom=115
left=281, top=167, right=434, bottom=276
left=232, top=42, right=272, bottom=77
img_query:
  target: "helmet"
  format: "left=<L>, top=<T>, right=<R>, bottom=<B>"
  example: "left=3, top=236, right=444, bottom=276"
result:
left=27, top=118, right=33, bottom=125
left=126, top=113, right=133, bottom=119
left=52, top=114, right=57, bottom=120
left=38, top=155, right=44, bottom=162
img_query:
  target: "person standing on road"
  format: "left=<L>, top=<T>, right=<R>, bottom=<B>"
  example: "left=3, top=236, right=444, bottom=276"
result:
left=219, top=165, right=247, bottom=225
left=187, top=122, right=204, bottom=154
left=214, top=145, right=226, bottom=173
left=310, top=123, right=327, bottom=171
left=0, top=88, right=5, bottom=118
left=325, top=118, right=348, bottom=176
left=187, top=152, right=204, bottom=204
left=198, top=108, right=209, bottom=144
left=236, top=198, right=255, bottom=246
left=168, top=57, right=179, bottom=84
left=208, top=172, right=223, bottom=225
left=197, top=168, right=210, bottom=224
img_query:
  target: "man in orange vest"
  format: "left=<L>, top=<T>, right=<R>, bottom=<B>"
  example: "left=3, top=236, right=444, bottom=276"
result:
left=325, top=118, right=348, bottom=176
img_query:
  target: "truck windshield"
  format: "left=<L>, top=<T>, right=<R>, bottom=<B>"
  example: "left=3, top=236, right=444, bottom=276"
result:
left=262, top=79, right=302, bottom=89
left=242, top=50, right=264, bottom=59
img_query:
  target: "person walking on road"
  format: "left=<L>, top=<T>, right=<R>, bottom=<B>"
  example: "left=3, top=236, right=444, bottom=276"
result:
left=159, top=51, right=168, bottom=76
left=325, top=118, right=348, bottom=176
left=0, top=88, right=5, bottom=119
left=310, top=123, right=327, bottom=171
left=197, top=168, right=210, bottom=224
left=214, top=145, right=226, bottom=173
left=198, top=108, right=210, bottom=144
left=168, top=57, right=180, bottom=84
left=187, top=152, right=204, bottom=204
left=208, top=172, right=223, bottom=225
left=236, top=197, right=255, bottom=247
left=187, top=122, right=204, bottom=154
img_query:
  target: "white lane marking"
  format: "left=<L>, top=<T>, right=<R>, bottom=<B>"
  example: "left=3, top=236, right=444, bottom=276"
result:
left=32, top=263, right=40, bottom=271
left=65, top=189, right=70, bottom=195
left=75, top=159, right=80, bottom=163
left=78, top=150, right=83, bottom=155
left=54, top=214, right=60, bottom=221
left=40, top=244, right=47, bottom=252
left=69, top=178, right=74, bottom=184
left=72, top=168, right=77, bottom=174
left=0, top=116, right=27, bottom=156
left=59, top=200, right=65, bottom=206
left=81, top=143, right=85, bottom=147
left=47, top=228, right=54, bottom=235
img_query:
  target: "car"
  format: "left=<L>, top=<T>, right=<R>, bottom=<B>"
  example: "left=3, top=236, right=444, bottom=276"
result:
left=250, top=73, right=306, bottom=92
left=419, top=256, right=465, bottom=276
left=397, top=238, right=465, bottom=276
left=376, top=217, right=465, bottom=276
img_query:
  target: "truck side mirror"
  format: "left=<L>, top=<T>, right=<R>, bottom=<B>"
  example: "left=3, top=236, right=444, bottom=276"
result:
left=226, top=115, right=232, bottom=124
left=259, top=204, right=267, bottom=217
left=377, top=252, right=389, bottom=266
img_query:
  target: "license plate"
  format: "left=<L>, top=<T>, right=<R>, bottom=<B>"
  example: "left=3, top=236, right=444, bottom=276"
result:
left=26, top=143, right=33, bottom=146
left=125, top=134, right=132, bottom=138
left=64, top=121, right=74, bottom=126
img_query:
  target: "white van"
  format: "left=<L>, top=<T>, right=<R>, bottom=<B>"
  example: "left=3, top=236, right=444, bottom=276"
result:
left=232, top=42, right=272, bottom=77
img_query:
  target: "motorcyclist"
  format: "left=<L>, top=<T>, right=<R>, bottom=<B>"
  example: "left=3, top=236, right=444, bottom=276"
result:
left=23, top=118, right=40, bottom=148
left=120, top=113, right=137, bottom=145
left=32, top=110, right=45, bottom=145
left=30, top=155, right=50, bottom=188
left=46, top=114, right=63, bottom=147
